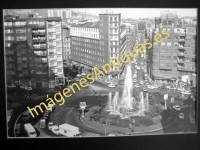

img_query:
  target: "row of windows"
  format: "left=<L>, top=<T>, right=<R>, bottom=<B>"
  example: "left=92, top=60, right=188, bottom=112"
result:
left=72, top=47, right=104, bottom=56
left=161, top=42, right=172, bottom=46
left=72, top=42, right=99, bottom=49
left=71, top=32, right=99, bottom=38
left=5, top=36, right=27, bottom=41
left=109, top=16, right=119, bottom=22
left=71, top=37, right=99, bottom=44
left=71, top=27, right=98, bottom=33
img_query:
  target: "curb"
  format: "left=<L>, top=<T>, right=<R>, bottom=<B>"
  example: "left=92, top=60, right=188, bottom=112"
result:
left=79, top=113, right=178, bottom=135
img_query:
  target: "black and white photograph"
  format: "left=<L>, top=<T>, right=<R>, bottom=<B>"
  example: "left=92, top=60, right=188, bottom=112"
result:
left=4, top=8, right=197, bottom=138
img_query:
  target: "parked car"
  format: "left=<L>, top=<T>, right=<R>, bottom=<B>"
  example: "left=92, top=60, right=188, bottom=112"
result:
left=154, top=92, right=163, bottom=96
left=189, top=113, right=195, bottom=124
left=81, top=72, right=86, bottom=76
left=137, top=66, right=140, bottom=70
left=14, top=123, right=22, bottom=136
left=48, top=122, right=55, bottom=130
left=51, top=125, right=60, bottom=135
left=108, top=83, right=115, bottom=88
left=133, top=79, right=137, bottom=83
left=22, top=109, right=33, bottom=121
left=143, top=88, right=147, bottom=92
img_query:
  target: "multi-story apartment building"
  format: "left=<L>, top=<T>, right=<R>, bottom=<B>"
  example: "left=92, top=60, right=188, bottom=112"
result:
left=70, top=11, right=127, bottom=78
left=99, top=11, right=126, bottom=74
left=4, top=16, right=48, bottom=88
left=48, top=9, right=72, bottom=20
left=124, top=24, right=134, bottom=51
left=46, top=17, right=64, bottom=80
left=70, top=22, right=101, bottom=68
left=152, top=12, right=196, bottom=83
left=62, top=27, right=70, bottom=61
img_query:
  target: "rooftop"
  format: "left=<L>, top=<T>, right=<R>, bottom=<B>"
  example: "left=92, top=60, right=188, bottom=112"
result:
left=46, top=17, right=62, bottom=21
left=71, top=22, right=99, bottom=28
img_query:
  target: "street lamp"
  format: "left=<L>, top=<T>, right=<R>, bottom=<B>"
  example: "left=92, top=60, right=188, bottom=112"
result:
left=79, top=102, right=86, bottom=117
left=105, top=113, right=111, bottom=136
left=164, top=94, right=168, bottom=109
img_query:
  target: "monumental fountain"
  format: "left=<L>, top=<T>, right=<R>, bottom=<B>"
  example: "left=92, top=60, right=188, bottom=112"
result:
left=95, top=66, right=165, bottom=127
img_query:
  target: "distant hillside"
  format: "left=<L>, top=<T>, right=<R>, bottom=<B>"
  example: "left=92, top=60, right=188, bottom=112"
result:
left=4, top=9, right=98, bottom=19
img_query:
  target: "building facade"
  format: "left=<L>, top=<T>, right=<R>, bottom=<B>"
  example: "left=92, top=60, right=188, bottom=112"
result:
left=4, top=16, right=48, bottom=87
left=152, top=12, right=196, bottom=83
left=70, top=22, right=101, bottom=68
left=46, top=17, right=64, bottom=79
left=48, top=9, right=72, bottom=20
left=70, top=11, right=127, bottom=77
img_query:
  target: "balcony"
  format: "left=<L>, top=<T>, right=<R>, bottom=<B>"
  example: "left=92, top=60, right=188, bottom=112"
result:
left=177, top=59, right=184, bottom=63
left=178, top=45, right=185, bottom=49
left=177, top=52, right=191, bottom=57
left=7, top=59, right=15, bottom=62
left=28, top=24, right=46, bottom=28
left=34, top=52, right=47, bottom=56
left=33, top=46, right=46, bottom=49
left=48, top=24, right=55, bottom=27
left=177, top=67, right=195, bottom=72
left=179, top=32, right=186, bottom=36
left=32, top=39, right=46, bottom=43
left=178, top=39, right=185, bottom=42
left=34, top=59, right=47, bottom=63
left=32, top=31, right=46, bottom=35
left=47, top=32, right=55, bottom=35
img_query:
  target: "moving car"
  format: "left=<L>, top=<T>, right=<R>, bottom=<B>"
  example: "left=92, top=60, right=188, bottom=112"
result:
left=133, top=74, right=137, bottom=78
left=133, top=79, right=137, bottom=83
left=173, top=105, right=181, bottom=111
left=108, top=83, right=115, bottom=88
left=40, top=119, right=46, bottom=128
left=76, top=74, right=81, bottom=77
left=179, top=113, right=184, bottom=119
left=137, top=66, right=140, bottom=70
left=169, top=87, right=176, bottom=90
left=143, top=88, right=147, bottom=92
left=81, top=72, right=86, bottom=76
left=135, top=70, right=137, bottom=74
left=43, top=110, right=51, bottom=120
left=140, top=81, right=144, bottom=85
left=48, top=122, right=54, bottom=130
left=74, top=77, right=79, bottom=81
left=134, top=84, right=140, bottom=88
left=47, top=104, right=56, bottom=112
